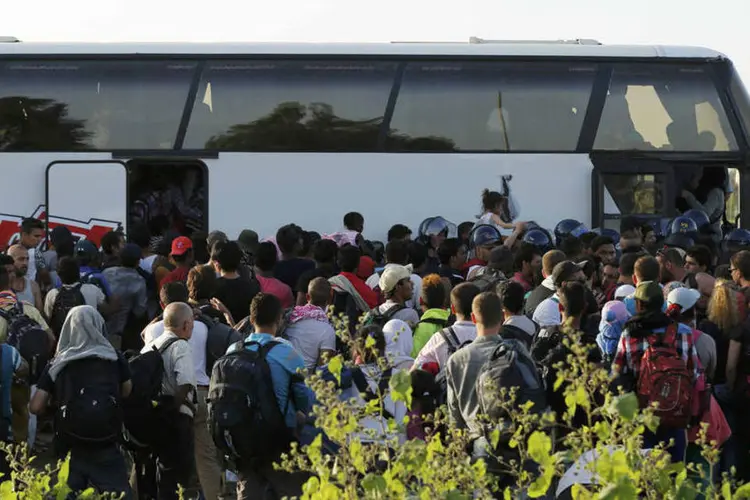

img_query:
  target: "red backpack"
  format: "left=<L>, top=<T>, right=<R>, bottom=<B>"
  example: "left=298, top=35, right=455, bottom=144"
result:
left=636, top=323, right=693, bottom=429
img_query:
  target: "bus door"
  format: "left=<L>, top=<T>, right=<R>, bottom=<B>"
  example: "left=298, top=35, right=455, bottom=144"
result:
left=45, top=160, right=127, bottom=245
left=590, top=153, right=676, bottom=232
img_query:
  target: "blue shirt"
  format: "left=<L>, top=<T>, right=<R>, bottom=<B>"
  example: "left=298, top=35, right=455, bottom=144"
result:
left=79, top=266, right=112, bottom=298
left=623, top=293, right=667, bottom=317
left=226, top=333, right=312, bottom=429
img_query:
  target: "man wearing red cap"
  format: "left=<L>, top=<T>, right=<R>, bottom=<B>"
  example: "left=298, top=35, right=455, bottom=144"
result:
left=161, top=237, right=195, bottom=288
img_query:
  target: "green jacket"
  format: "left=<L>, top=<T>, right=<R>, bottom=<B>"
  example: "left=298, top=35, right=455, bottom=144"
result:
left=410, top=308, right=451, bottom=358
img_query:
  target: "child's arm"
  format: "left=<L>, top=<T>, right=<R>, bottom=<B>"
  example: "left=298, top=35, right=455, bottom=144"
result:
left=490, top=213, right=515, bottom=230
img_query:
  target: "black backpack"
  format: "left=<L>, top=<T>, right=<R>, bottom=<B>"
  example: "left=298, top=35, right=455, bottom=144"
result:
left=351, top=366, right=394, bottom=419
left=81, top=272, right=109, bottom=300
left=364, top=304, right=407, bottom=329
left=0, top=302, right=51, bottom=384
left=55, top=360, right=122, bottom=447
left=477, top=339, right=546, bottom=422
left=196, top=313, right=242, bottom=374
left=122, top=337, right=185, bottom=448
left=49, top=285, right=86, bottom=339
left=207, top=340, right=294, bottom=465
left=469, top=268, right=507, bottom=293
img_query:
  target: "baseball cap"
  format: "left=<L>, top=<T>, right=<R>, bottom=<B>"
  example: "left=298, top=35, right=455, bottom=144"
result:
left=379, top=264, right=412, bottom=294
left=120, top=243, right=142, bottom=262
left=74, top=239, right=98, bottom=257
left=551, top=260, right=585, bottom=288
left=667, top=287, right=701, bottom=314
left=171, top=236, right=193, bottom=256
left=614, top=284, right=635, bottom=300
left=634, top=281, right=664, bottom=306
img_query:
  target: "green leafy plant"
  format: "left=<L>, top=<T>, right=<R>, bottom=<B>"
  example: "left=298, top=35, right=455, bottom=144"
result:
left=0, top=442, right=123, bottom=499
left=278, top=313, right=749, bottom=499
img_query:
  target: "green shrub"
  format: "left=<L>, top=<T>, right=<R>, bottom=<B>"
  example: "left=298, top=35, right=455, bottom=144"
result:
left=279, top=314, right=750, bottom=499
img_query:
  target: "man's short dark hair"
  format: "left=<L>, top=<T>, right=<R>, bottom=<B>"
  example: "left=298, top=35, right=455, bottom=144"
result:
left=496, top=280, right=525, bottom=315
left=0, top=268, right=9, bottom=291
left=56, top=239, right=75, bottom=259
left=160, top=281, right=189, bottom=306
left=559, top=281, right=587, bottom=318
left=128, top=223, right=151, bottom=249
left=385, top=240, right=409, bottom=265
left=451, top=282, right=480, bottom=318
left=686, top=245, right=712, bottom=270
left=580, top=232, right=597, bottom=249
left=620, top=216, right=643, bottom=237
left=0, top=254, right=13, bottom=267
left=619, top=252, right=642, bottom=277
left=590, top=236, right=615, bottom=253
left=338, top=244, right=361, bottom=273
left=187, top=265, right=217, bottom=301
left=343, top=212, right=364, bottom=231
left=250, top=293, right=283, bottom=328
left=276, top=224, right=303, bottom=255
left=635, top=255, right=660, bottom=282
left=57, top=256, right=80, bottom=285
left=213, top=241, right=242, bottom=273
left=437, top=239, right=461, bottom=266
left=20, top=218, right=44, bottom=234
left=387, top=224, right=411, bottom=242
left=100, top=231, right=123, bottom=255
left=731, top=250, right=750, bottom=281
left=408, top=242, right=428, bottom=269
left=421, top=274, right=447, bottom=309
left=313, top=239, right=338, bottom=265
left=472, top=292, right=504, bottom=329
left=255, top=242, right=278, bottom=272
left=559, top=237, right=583, bottom=259
left=513, top=242, right=540, bottom=272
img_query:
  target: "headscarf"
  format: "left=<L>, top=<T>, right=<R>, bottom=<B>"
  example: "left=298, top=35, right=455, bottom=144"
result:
left=596, top=301, right=631, bottom=361
left=382, top=319, right=414, bottom=371
left=48, top=305, right=117, bottom=381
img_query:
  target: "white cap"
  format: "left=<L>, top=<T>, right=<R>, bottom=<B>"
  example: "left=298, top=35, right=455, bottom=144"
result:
left=379, top=265, right=412, bottom=294
left=614, top=284, right=636, bottom=300
left=667, top=287, right=701, bottom=314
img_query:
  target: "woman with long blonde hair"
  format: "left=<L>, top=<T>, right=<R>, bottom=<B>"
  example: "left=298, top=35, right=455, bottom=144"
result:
left=702, top=279, right=744, bottom=388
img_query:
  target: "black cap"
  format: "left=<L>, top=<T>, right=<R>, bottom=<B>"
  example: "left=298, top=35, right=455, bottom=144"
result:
left=551, top=260, right=585, bottom=288
left=49, top=226, right=73, bottom=247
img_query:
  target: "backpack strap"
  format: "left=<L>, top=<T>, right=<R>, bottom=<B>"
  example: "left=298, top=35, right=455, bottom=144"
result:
left=383, top=304, right=406, bottom=322
left=419, top=317, right=448, bottom=328
left=157, top=336, right=186, bottom=354
left=439, top=327, right=460, bottom=352
left=351, top=366, right=394, bottom=419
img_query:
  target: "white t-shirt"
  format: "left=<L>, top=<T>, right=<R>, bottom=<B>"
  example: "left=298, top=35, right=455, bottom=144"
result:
left=413, top=320, right=477, bottom=370
left=532, top=295, right=561, bottom=327
left=284, top=319, right=336, bottom=371
left=376, top=301, right=420, bottom=328
left=44, top=283, right=106, bottom=318
left=140, top=331, right=197, bottom=417
left=27, top=248, right=38, bottom=282
left=143, top=320, right=209, bottom=387
left=365, top=266, right=422, bottom=311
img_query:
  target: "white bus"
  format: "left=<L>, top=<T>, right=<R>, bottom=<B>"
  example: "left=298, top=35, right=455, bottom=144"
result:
left=0, top=39, right=747, bottom=246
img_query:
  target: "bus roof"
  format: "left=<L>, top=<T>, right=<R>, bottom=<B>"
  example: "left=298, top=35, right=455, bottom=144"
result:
left=0, top=41, right=728, bottom=60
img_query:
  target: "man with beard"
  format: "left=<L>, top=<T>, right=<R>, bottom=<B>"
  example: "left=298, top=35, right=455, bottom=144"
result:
left=657, top=248, right=687, bottom=284
left=7, top=245, right=42, bottom=311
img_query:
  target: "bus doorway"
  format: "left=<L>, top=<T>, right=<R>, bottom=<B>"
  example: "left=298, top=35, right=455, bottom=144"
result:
left=126, top=159, right=208, bottom=240
left=591, top=153, right=743, bottom=240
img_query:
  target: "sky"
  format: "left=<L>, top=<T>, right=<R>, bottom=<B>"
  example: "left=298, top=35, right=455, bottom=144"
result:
left=3, top=0, right=749, bottom=80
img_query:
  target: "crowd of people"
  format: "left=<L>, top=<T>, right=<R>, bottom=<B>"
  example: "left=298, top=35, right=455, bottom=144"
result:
left=0, top=184, right=750, bottom=499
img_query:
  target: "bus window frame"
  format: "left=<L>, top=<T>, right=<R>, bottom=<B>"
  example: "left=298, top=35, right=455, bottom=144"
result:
left=0, top=53, right=746, bottom=155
